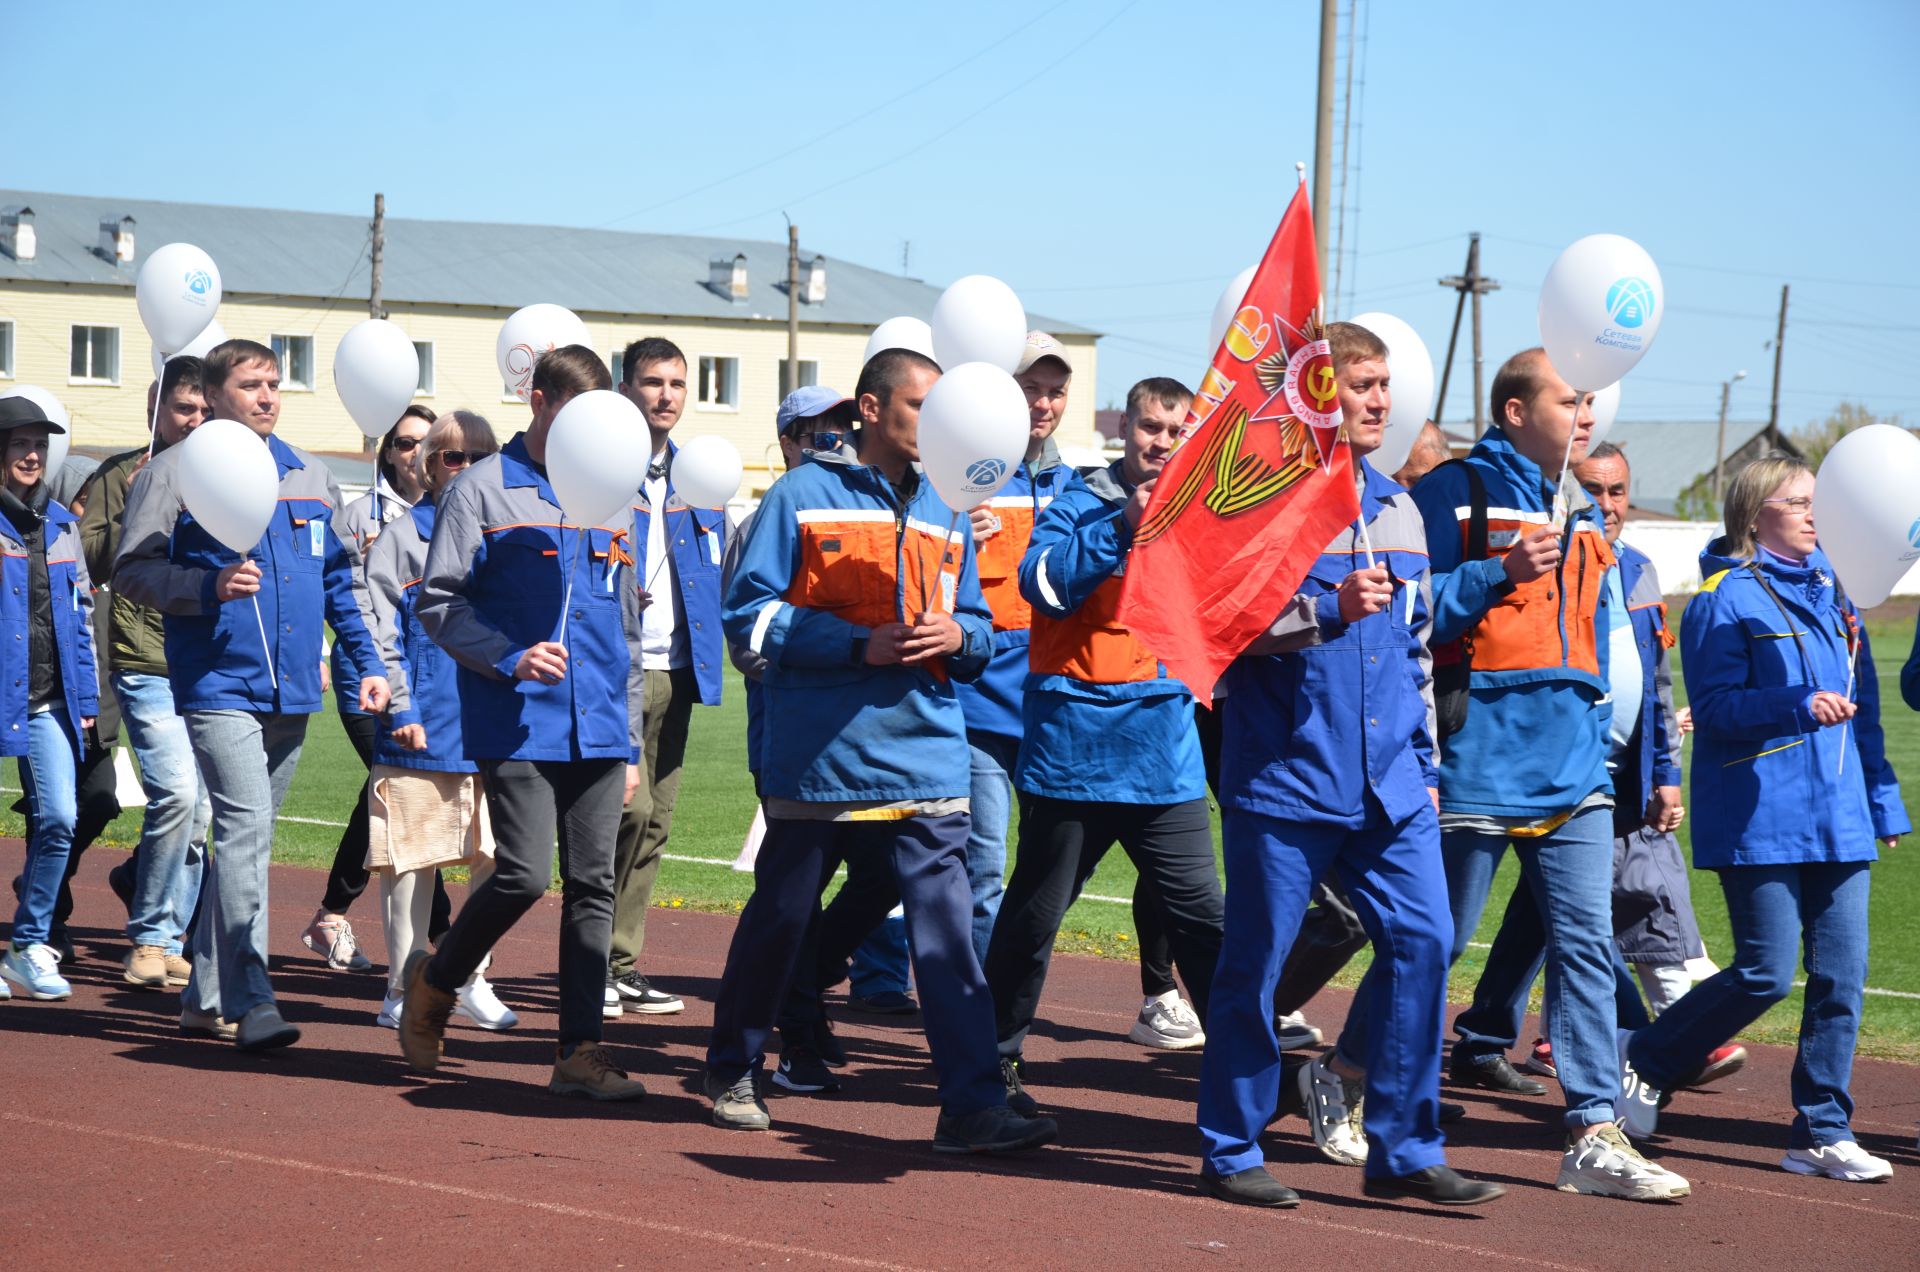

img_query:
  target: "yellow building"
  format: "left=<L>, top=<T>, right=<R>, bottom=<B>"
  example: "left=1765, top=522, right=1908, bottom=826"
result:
left=0, top=192, right=1099, bottom=483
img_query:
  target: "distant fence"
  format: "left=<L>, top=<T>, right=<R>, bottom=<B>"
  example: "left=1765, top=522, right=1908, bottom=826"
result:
left=1621, top=520, right=1920, bottom=598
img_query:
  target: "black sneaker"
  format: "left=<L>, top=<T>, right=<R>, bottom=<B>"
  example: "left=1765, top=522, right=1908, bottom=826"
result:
left=47, top=924, right=75, bottom=965
left=107, top=860, right=136, bottom=915
left=772, top=1047, right=842, bottom=1096
left=1001, top=1055, right=1039, bottom=1117
left=612, top=970, right=684, bottom=1014
left=1449, top=1054, right=1547, bottom=1096
left=1201, top=1165, right=1300, bottom=1208
left=932, top=1104, right=1057, bottom=1155
left=1363, top=1164, right=1506, bottom=1206
left=847, top=989, right=918, bottom=1015
left=704, top=1069, right=772, bottom=1131
left=815, top=1015, right=848, bottom=1069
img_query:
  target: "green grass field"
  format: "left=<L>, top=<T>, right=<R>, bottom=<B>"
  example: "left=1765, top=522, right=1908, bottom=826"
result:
left=17, top=612, right=1919, bottom=1060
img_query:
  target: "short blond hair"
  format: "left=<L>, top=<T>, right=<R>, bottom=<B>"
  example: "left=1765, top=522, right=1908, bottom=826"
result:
left=1721, top=451, right=1811, bottom=560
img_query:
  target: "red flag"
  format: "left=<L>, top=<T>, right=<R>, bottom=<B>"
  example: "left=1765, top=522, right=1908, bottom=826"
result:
left=1118, top=184, right=1360, bottom=701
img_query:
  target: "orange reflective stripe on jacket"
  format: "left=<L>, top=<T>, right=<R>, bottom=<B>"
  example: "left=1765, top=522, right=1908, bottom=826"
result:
left=1028, top=573, right=1160, bottom=684
left=1465, top=515, right=1616, bottom=675
left=784, top=507, right=963, bottom=674
left=975, top=495, right=1046, bottom=632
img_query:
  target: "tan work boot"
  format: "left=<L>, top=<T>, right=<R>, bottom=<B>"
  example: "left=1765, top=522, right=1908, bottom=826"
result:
left=397, top=949, right=456, bottom=1072
left=549, top=1042, right=648, bottom=1102
left=163, top=953, right=191, bottom=986
left=123, top=944, right=168, bottom=989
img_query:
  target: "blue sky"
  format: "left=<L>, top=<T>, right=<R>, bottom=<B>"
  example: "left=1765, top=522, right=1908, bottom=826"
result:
left=16, top=1, right=1919, bottom=428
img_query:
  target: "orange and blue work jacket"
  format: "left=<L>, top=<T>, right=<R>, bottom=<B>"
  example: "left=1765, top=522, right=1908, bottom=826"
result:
left=1014, top=462, right=1204, bottom=804
left=722, top=451, right=993, bottom=803
left=955, top=439, right=1075, bottom=740
left=1410, top=426, right=1615, bottom=818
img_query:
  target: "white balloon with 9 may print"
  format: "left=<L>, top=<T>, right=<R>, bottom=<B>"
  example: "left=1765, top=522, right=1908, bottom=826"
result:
left=671, top=435, right=744, bottom=510
left=1812, top=423, right=1920, bottom=609
left=334, top=320, right=423, bottom=439
left=1348, top=311, right=1435, bottom=474
left=497, top=304, right=592, bottom=403
left=135, top=243, right=223, bottom=354
left=0, top=385, right=72, bottom=483
left=930, top=276, right=1026, bottom=373
left=916, top=361, right=1028, bottom=511
left=1207, top=266, right=1259, bottom=360
left=545, top=389, right=652, bottom=528
left=1537, top=233, right=1664, bottom=392
left=863, top=316, right=937, bottom=365
left=177, top=419, right=280, bottom=554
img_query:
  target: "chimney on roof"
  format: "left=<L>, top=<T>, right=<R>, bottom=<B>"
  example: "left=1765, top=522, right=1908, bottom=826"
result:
left=0, top=206, right=34, bottom=261
left=803, top=254, right=827, bottom=304
left=709, top=252, right=747, bottom=302
left=95, top=214, right=136, bottom=264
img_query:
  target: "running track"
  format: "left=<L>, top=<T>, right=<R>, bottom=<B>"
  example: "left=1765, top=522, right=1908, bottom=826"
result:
left=2, top=845, right=1915, bottom=1270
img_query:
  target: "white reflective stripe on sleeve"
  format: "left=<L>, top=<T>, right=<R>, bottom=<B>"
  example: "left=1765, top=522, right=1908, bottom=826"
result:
left=1033, top=548, right=1062, bottom=611
left=794, top=508, right=895, bottom=524
left=749, top=601, right=785, bottom=655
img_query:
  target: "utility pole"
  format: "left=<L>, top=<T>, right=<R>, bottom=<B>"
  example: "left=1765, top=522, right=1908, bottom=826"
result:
left=1312, top=0, right=1336, bottom=281
left=1712, top=369, right=1749, bottom=505
left=1436, top=233, right=1499, bottom=434
left=786, top=218, right=801, bottom=396
left=369, top=193, right=385, bottom=320
left=1767, top=283, right=1789, bottom=445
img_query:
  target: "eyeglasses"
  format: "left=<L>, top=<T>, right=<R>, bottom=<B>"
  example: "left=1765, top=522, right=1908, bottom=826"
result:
left=1763, top=496, right=1814, bottom=512
left=435, top=450, right=475, bottom=467
left=389, top=436, right=424, bottom=453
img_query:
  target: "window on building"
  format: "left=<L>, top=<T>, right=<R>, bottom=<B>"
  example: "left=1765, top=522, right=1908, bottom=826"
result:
left=69, top=325, right=120, bottom=385
left=697, top=355, right=739, bottom=410
left=413, top=341, right=435, bottom=396
left=271, top=334, right=314, bottom=390
left=0, top=320, right=14, bottom=378
left=778, top=358, right=820, bottom=397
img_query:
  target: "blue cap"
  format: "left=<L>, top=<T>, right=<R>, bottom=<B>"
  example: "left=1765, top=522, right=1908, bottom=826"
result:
left=775, top=385, right=852, bottom=439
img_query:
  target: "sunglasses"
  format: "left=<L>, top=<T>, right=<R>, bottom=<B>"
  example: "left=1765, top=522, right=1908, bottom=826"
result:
left=434, top=450, right=476, bottom=467
left=389, top=435, right=424, bottom=453
left=799, top=429, right=845, bottom=452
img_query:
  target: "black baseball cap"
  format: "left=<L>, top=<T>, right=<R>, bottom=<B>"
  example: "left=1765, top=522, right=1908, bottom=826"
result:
left=0, top=397, right=66, bottom=434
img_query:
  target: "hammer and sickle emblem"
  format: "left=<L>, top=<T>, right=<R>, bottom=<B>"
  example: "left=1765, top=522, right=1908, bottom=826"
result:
left=1307, top=363, right=1338, bottom=410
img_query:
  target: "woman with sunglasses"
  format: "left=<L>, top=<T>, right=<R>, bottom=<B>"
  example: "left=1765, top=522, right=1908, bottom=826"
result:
left=300, top=405, right=445, bottom=974
left=1617, top=453, right=1907, bottom=1182
left=363, top=410, right=509, bottom=1028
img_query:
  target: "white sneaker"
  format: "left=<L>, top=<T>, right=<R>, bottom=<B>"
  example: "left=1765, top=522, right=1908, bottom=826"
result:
left=1128, top=991, right=1205, bottom=1050
left=1781, top=1141, right=1893, bottom=1182
left=1615, top=1028, right=1663, bottom=1139
left=1297, top=1052, right=1367, bottom=1166
left=1556, top=1125, right=1690, bottom=1201
left=454, top=976, right=519, bottom=1031
left=1275, top=1010, right=1323, bottom=1051
left=376, top=992, right=404, bottom=1029
left=603, top=983, right=624, bottom=1020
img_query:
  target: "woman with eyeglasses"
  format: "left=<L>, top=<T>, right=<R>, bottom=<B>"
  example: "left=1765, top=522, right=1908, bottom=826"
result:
left=362, top=410, right=509, bottom=1028
left=299, top=405, right=444, bottom=975
left=1617, top=453, right=1908, bottom=1183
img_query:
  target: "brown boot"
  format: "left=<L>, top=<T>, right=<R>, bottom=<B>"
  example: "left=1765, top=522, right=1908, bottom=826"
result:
left=549, top=1042, right=648, bottom=1102
left=398, top=949, right=456, bottom=1072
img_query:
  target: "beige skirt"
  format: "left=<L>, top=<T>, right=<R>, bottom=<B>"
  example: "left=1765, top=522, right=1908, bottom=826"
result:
left=366, top=767, right=494, bottom=872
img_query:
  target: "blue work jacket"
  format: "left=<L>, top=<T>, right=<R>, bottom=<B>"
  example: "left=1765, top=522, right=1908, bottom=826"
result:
left=624, top=438, right=728, bottom=705
left=0, top=496, right=99, bottom=755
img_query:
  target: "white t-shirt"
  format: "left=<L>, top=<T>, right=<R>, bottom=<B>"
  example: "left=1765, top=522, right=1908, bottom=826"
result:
left=640, top=469, right=684, bottom=670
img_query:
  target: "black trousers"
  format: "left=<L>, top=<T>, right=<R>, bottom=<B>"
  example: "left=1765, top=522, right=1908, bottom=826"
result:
left=775, top=834, right=898, bottom=1041
left=319, top=708, right=451, bottom=939
left=986, top=794, right=1223, bottom=1057
left=426, top=757, right=625, bottom=1045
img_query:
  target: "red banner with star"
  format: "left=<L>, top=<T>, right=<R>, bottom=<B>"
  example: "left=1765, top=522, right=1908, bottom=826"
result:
left=1118, top=184, right=1361, bottom=701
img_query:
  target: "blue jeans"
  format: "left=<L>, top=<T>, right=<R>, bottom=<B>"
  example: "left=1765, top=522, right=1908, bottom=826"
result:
left=11, top=710, right=80, bottom=946
left=1443, top=806, right=1619, bottom=1129
left=850, top=909, right=911, bottom=998
left=182, top=710, right=308, bottom=1021
left=1629, top=861, right=1871, bottom=1148
left=114, top=672, right=210, bottom=954
left=964, top=730, right=1019, bottom=963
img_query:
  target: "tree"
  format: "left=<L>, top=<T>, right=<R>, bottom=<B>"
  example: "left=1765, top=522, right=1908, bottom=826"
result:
left=1674, top=472, right=1718, bottom=521
left=1790, top=402, right=1908, bottom=470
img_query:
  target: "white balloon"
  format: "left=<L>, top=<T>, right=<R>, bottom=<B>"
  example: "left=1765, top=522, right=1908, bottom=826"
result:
left=177, top=419, right=279, bottom=554
left=1585, top=381, right=1623, bottom=450
left=916, top=361, right=1029, bottom=511
left=1537, top=233, right=1665, bottom=391
left=672, top=435, right=744, bottom=509
left=334, top=319, right=423, bottom=440
left=150, top=318, right=229, bottom=379
left=1348, top=311, right=1435, bottom=474
left=0, top=384, right=73, bottom=481
left=136, top=243, right=223, bottom=354
left=1207, top=265, right=1259, bottom=360
left=546, top=389, right=652, bottom=527
left=497, top=304, right=592, bottom=403
left=863, top=316, right=937, bottom=365
left=1812, top=424, right=1920, bottom=610
left=930, top=276, right=1026, bottom=373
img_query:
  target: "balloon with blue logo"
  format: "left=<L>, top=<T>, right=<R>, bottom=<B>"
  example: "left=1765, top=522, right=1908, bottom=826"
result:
left=1811, top=423, right=1920, bottom=609
left=136, top=243, right=223, bottom=356
left=915, top=360, right=1029, bottom=512
left=1536, top=234, right=1665, bottom=392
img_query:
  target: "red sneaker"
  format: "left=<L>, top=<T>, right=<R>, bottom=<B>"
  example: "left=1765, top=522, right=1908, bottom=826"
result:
left=1685, top=1043, right=1748, bottom=1088
left=1521, top=1037, right=1558, bottom=1080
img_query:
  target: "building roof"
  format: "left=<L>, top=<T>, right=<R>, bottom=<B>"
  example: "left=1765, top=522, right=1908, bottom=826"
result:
left=0, top=189, right=1094, bottom=335
left=1600, top=417, right=1775, bottom=515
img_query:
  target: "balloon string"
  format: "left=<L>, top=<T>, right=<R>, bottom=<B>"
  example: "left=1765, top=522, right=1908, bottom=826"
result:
left=251, top=593, right=278, bottom=691
left=147, top=353, right=167, bottom=459
left=1838, top=639, right=1857, bottom=778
